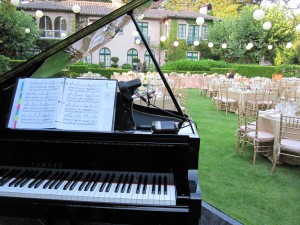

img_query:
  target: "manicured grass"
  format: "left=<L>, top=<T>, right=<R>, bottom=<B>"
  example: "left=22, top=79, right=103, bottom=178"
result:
left=187, top=88, right=300, bottom=225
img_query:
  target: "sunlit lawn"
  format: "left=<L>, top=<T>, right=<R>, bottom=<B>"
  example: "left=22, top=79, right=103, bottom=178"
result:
left=187, top=88, right=300, bottom=225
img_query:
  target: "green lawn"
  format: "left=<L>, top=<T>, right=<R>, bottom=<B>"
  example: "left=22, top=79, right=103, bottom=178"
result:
left=187, top=88, right=300, bottom=225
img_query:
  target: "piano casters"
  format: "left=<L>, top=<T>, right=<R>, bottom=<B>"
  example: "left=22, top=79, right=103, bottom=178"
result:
left=114, top=78, right=142, bottom=131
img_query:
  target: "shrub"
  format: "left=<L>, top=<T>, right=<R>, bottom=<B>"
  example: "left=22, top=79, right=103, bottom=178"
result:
left=121, top=63, right=131, bottom=69
left=0, top=55, right=11, bottom=75
left=161, top=59, right=211, bottom=71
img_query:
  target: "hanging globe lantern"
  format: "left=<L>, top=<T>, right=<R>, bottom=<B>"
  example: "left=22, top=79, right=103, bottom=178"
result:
left=296, top=24, right=300, bottom=33
left=208, top=42, right=214, bottom=48
left=286, top=42, right=292, bottom=49
left=263, top=21, right=272, bottom=30
left=36, top=10, right=43, bottom=18
left=135, top=39, right=141, bottom=45
left=132, top=31, right=139, bottom=37
left=193, top=41, right=200, bottom=46
left=160, top=36, right=166, bottom=42
left=61, top=33, right=67, bottom=39
left=267, top=44, right=273, bottom=50
left=253, top=9, right=265, bottom=21
left=173, top=41, right=179, bottom=47
left=72, top=5, right=81, bottom=13
left=196, top=17, right=205, bottom=26
left=25, top=28, right=30, bottom=34
left=11, top=0, right=20, bottom=6
left=221, top=43, right=227, bottom=49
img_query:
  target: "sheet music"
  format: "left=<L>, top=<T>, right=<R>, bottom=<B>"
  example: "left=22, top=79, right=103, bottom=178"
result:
left=58, top=78, right=117, bottom=131
left=8, top=78, right=117, bottom=132
left=8, top=78, right=64, bottom=129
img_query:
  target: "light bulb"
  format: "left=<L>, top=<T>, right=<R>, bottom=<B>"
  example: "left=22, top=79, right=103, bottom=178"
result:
left=193, top=41, right=200, bottom=46
left=253, top=9, right=265, bottom=21
left=72, top=5, right=81, bottom=13
left=196, top=17, right=205, bottom=26
left=160, top=36, right=166, bottom=42
left=263, top=21, right=272, bottom=30
left=208, top=42, right=214, bottom=48
left=174, top=41, right=179, bottom=47
left=25, top=28, right=30, bottom=34
left=36, top=10, right=43, bottom=18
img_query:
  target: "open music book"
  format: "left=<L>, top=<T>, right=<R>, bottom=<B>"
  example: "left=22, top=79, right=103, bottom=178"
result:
left=7, top=78, right=118, bottom=132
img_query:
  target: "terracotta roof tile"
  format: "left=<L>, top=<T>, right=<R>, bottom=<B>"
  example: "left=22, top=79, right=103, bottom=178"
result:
left=18, top=1, right=215, bottom=20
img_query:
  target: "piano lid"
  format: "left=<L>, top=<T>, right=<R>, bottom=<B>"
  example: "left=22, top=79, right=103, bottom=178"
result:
left=0, top=0, right=189, bottom=125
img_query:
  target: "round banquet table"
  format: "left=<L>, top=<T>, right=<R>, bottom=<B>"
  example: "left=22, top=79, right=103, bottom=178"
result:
left=258, top=111, right=300, bottom=165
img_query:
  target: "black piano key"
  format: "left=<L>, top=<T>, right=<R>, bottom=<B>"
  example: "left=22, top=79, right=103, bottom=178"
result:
left=49, top=171, right=65, bottom=189
left=0, top=168, right=9, bottom=177
left=142, top=175, right=148, bottom=194
left=120, top=174, right=129, bottom=193
left=90, top=173, right=102, bottom=192
left=55, top=172, right=70, bottom=189
left=126, top=175, right=134, bottom=193
left=99, top=173, right=110, bottom=192
left=70, top=172, right=83, bottom=191
left=136, top=175, right=143, bottom=194
left=14, top=170, right=32, bottom=187
left=43, top=171, right=60, bottom=189
left=79, top=172, right=92, bottom=191
left=19, top=170, right=39, bottom=187
left=29, top=170, right=47, bottom=188
left=9, top=170, right=28, bottom=187
left=151, top=175, right=156, bottom=194
left=0, top=169, right=21, bottom=186
left=105, top=173, right=115, bottom=192
left=63, top=172, right=78, bottom=190
left=114, top=174, right=124, bottom=193
left=164, top=176, right=168, bottom=195
left=158, top=175, right=162, bottom=195
left=84, top=172, right=96, bottom=191
left=34, top=171, right=52, bottom=189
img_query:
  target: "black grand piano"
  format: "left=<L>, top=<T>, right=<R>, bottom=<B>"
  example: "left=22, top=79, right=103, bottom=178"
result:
left=0, top=0, right=201, bottom=224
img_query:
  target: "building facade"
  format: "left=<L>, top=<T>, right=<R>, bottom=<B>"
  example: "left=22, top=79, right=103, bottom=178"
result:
left=18, top=0, right=215, bottom=67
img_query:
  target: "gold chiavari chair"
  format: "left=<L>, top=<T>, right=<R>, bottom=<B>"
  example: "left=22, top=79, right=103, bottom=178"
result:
left=271, top=114, right=300, bottom=173
left=240, top=104, right=274, bottom=165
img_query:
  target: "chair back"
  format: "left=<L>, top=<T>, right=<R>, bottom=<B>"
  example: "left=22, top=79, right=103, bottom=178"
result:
left=279, top=115, right=300, bottom=142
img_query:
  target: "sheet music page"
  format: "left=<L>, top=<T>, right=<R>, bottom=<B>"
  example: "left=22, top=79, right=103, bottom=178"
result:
left=7, top=78, right=65, bottom=129
left=58, top=78, right=117, bottom=132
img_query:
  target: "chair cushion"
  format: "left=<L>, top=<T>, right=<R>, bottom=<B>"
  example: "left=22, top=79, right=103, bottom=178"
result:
left=240, top=124, right=256, bottom=131
left=247, top=131, right=274, bottom=142
left=220, top=98, right=237, bottom=103
left=280, top=139, right=300, bottom=153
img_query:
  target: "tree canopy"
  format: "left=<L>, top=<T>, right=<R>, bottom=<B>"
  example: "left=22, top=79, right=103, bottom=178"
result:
left=0, top=0, right=39, bottom=58
left=207, top=4, right=298, bottom=64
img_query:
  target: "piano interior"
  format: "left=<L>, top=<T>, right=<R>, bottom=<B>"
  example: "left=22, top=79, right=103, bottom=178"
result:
left=0, top=0, right=201, bottom=224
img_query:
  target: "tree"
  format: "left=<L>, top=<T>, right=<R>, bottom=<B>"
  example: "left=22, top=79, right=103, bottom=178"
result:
left=208, top=5, right=297, bottom=64
left=0, top=0, right=39, bottom=58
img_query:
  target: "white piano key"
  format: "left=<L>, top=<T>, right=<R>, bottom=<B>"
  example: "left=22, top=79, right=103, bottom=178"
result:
left=142, top=174, right=150, bottom=205
left=125, top=173, right=136, bottom=204
left=169, top=174, right=176, bottom=206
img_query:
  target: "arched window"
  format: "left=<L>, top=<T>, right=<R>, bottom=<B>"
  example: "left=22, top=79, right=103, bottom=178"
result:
left=83, top=54, right=92, bottom=64
left=144, top=49, right=155, bottom=69
left=39, top=16, right=52, bottom=38
left=99, top=48, right=111, bottom=68
left=127, top=49, right=138, bottom=65
left=54, top=16, right=67, bottom=38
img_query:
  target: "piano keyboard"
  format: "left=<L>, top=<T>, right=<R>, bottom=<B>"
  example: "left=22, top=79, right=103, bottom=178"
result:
left=0, top=167, right=176, bottom=206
